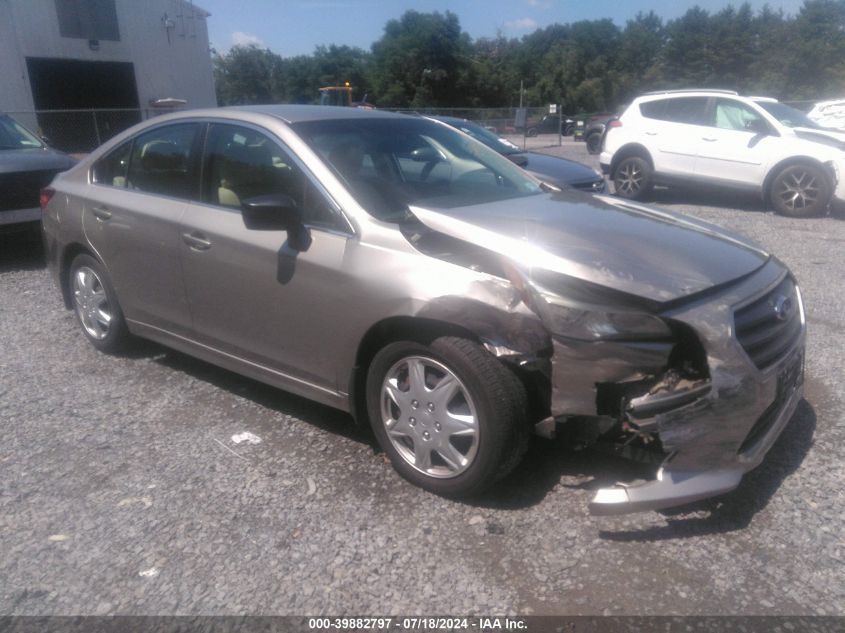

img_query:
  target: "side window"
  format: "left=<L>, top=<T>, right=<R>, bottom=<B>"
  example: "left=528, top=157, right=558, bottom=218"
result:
left=92, top=140, right=132, bottom=187
left=662, top=97, right=710, bottom=125
left=639, top=99, right=668, bottom=120
left=126, top=123, right=199, bottom=199
left=203, top=123, right=342, bottom=230
left=714, top=99, right=765, bottom=132
left=641, top=97, right=709, bottom=125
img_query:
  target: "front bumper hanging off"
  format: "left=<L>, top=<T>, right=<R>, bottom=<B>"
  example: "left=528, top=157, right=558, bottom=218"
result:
left=547, top=259, right=806, bottom=516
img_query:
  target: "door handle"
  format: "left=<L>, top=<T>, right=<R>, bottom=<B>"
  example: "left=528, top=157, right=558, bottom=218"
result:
left=91, top=206, right=112, bottom=221
left=182, top=232, right=212, bottom=251
left=702, top=137, right=718, bottom=142
left=645, top=131, right=658, bottom=136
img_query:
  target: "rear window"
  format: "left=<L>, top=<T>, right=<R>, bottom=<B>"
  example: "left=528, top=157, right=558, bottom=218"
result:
left=640, top=97, right=710, bottom=125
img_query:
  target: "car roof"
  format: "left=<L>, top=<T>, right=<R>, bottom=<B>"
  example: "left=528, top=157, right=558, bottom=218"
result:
left=637, top=90, right=778, bottom=102
left=220, top=104, right=407, bottom=124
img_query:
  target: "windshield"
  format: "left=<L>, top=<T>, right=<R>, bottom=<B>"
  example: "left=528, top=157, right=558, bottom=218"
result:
left=756, top=101, right=821, bottom=129
left=0, top=116, right=44, bottom=150
left=439, top=118, right=521, bottom=156
left=292, top=117, right=542, bottom=222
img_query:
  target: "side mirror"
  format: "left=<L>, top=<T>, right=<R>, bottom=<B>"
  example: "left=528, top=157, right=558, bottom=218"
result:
left=508, top=153, right=528, bottom=167
left=745, top=119, right=769, bottom=135
left=410, top=146, right=444, bottom=163
left=241, top=193, right=311, bottom=251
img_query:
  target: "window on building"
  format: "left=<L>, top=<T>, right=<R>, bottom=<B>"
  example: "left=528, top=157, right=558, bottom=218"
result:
left=55, top=0, right=120, bottom=42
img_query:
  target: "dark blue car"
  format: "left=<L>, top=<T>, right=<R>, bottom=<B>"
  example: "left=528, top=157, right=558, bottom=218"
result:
left=431, top=115, right=606, bottom=194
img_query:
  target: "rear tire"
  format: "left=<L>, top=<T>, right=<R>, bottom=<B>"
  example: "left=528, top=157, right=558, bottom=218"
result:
left=366, top=337, right=528, bottom=497
left=612, top=155, right=654, bottom=200
left=526, top=127, right=538, bottom=138
left=68, top=254, right=130, bottom=353
left=768, top=163, right=832, bottom=218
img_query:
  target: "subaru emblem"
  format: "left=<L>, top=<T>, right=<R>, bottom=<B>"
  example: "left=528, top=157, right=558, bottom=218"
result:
left=772, top=295, right=793, bottom=321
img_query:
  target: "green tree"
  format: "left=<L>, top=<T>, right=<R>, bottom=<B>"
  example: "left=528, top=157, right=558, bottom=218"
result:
left=614, top=11, right=665, bottom=97
left=369, top=10, right=473, bottom=107
left=784, top=0, right=845, bottom=99
left=213, top=45, right=281, bottom=105
left=211, top=3, right=845, bottom=112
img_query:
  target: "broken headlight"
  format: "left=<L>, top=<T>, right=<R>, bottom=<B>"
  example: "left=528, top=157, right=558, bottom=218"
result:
left=503, top=265, right=673, bottom=342
left=537, top=297, right=671, bottom=341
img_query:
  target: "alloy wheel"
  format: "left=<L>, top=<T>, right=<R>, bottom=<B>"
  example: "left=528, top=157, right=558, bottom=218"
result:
left=776, top=169, right=820, bottom=213
left=72, top=266, right=112, bottom=340
left=615, top=160, right=643, bottom=195
left=380, top=355, right=479, bottom=478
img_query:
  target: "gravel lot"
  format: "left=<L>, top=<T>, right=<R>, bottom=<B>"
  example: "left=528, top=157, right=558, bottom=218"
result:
left=1, top=137, right=844, bottom=616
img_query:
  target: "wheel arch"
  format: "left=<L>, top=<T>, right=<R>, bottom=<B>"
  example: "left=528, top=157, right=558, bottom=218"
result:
left=347, top=305, right=552, bottom=428
left=610, top=143, right=654, bottom=175
left=762, top=156, right=836, bottom=202
left=347, top=316, right=485, bottom=426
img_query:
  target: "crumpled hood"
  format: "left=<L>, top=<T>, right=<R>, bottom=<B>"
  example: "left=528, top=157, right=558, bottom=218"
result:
left=0, top=148, right=77, bottom=175
left=410, top=191, right=770, bottom=304
left=793, top=127, right=845, bottom=149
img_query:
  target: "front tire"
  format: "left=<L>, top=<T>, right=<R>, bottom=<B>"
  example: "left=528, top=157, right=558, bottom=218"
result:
left=768, top=164, right=832, bottom=218
left=612, top=155, right=654, bottom=200
left=366, top=337, right=528, bottom=497
left=586, top=132, right=603, bottom=155
left=69, top=254, right=130, bottom=353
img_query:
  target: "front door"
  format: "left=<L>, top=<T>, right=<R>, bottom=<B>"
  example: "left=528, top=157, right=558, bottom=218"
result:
left=178, top=122, right=354, bottom=391
left=694, top=98, right=777, bottom=188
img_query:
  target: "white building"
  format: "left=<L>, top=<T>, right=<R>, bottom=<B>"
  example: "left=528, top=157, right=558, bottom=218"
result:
left=0, top=0, right=216, bottom=148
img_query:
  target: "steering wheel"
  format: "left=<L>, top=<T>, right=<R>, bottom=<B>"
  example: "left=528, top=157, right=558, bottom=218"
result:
left=420, top=159, right=440, bottom=181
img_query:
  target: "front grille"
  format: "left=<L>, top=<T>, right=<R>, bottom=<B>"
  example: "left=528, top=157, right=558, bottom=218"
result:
left=0, top=169, right=60, bottom=212
left=734, top=276, right=802, bottom=370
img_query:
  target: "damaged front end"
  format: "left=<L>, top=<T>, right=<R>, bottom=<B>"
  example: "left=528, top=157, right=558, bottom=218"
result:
left=521, top=259, right=805, bottom=516
left=406, top=203, right=805, bottom=516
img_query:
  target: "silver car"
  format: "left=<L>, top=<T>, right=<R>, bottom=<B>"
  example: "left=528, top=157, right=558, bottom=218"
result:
left=42, top=106, right=806, bottom=515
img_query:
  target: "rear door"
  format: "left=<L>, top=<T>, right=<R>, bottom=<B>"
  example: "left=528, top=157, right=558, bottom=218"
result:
left=637, top=97, right=711, bottom=176
left=83, top=122, right=200, bottom=335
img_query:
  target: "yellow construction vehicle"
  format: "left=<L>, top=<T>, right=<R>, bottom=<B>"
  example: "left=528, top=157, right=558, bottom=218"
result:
left=318, top=82, right=374, bottom=108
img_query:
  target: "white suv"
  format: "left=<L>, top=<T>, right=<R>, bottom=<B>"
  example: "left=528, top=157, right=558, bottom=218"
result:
left=600, top=89, right=845, bottom=217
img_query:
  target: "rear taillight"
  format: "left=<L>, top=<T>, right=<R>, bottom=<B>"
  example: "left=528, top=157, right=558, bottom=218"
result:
left=40, top=187, right=55, bottom=211
left=607, top=120, right=623, bottom=128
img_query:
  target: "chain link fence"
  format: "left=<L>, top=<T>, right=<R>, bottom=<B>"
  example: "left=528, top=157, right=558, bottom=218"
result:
left=390, top=105, right=653, bottom=151
left=391, top=106, right=584, bottom=150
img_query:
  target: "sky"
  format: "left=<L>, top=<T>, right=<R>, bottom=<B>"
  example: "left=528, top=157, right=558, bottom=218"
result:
left=197, top=0, right=808, bottom=57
